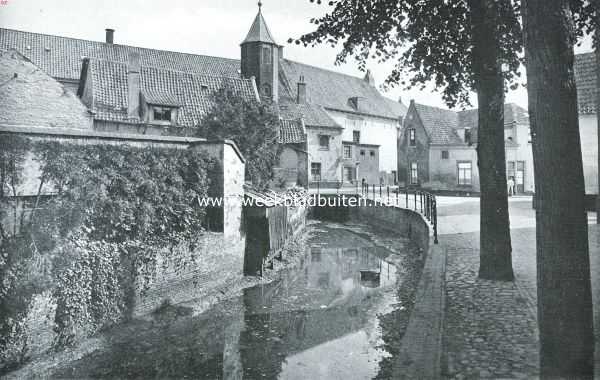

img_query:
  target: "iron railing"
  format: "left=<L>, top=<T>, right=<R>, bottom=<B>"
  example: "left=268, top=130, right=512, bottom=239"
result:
left=360, top=183, right=438, bottom=244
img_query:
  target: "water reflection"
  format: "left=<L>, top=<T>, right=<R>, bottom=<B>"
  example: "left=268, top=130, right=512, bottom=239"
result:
left=52, top=223, right=410, bottom=380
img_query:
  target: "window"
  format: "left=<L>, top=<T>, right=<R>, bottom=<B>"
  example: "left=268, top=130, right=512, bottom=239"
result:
left=464, top=128, right=472, bottom=145
left=262, top=46, right=272, bottom=64
left=457, top=161, right=472, bottom=185
left=528, top=127, right=532, bottom=144
left=409, top=128, right=416, bottom=146
left=441, top=150, right=449, bottom=159
left=507, top=161, right=516, bottom=181
left=152, top=107, right=172, bottom=122
left=410, top=162, right=418, bottom=184
left=391, top=170, right=397, bottom=184
left=370, top=150, right=375, bottom=157
left=360, top=150, right=365, bottom=156
left=343, top=145, right=352, bottom=159
left=311, top=163, right=321, bottom=181
left=262, top=83, right=272, bottom=97
left=353, top=131, right=361, bottom=143
left=318, top=135, right=330, bottom=150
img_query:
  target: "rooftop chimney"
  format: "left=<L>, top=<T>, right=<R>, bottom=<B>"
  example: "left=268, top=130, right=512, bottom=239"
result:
left=127, top=52, right=141, bottom=119
left=297, top=75, right=306, bottom=104
left=105, top=28, right=115, bottom=44
left=364, top=69, right=375, bottom=86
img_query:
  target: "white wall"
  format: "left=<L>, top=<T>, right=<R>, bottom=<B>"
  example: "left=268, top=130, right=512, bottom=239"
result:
left=518, top=116, right=598, bottom=194
left=327, top=110, right=400, bottom=175
left=505, top=123, right=535, bottom=193
left=580, top=114, right=598, bottom=194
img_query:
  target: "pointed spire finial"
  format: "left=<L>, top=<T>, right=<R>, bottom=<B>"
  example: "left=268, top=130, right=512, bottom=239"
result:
left=258, top=1, right=262, bottom=11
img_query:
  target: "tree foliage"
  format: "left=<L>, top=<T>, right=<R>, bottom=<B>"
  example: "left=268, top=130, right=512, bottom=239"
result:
left=196, top=88, right=282, bottom=189
left=294, top=0, right=519, bottom=281
left=292, top=0, right=523, bottom=108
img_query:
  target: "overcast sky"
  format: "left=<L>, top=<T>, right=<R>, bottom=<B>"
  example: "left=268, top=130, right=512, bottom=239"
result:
left=0, top=0, right=594, bottom=110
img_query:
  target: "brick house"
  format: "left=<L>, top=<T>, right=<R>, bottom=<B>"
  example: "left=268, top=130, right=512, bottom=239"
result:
left=399, top=101, right=533, bottom=194
left=0, top=4, right=406, bottom=189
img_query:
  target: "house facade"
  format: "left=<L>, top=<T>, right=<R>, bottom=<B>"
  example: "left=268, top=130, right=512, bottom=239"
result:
left=399, top=101, right=533, bottom=194
left=0, top=4, right=406, bottom=189
left=574, top=52, right=599, bottom=195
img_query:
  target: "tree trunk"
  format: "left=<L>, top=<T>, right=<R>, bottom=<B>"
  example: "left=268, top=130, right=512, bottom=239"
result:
left=596, top=29, right=600, bottom=223
left=522, top=1, right=595, bottom=377
left=470, top=0, right=515, bottom=281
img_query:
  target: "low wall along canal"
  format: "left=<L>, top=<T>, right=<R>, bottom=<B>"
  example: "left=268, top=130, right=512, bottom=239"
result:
left=5, top=192, right=444, bottom=379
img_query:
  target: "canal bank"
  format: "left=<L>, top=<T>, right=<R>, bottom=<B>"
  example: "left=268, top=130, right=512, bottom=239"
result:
left=5, top=192, right=447, bottom=379
left=6, top=217, right=435, bottom=379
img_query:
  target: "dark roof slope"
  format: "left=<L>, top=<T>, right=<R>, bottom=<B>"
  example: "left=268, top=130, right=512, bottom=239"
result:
left=382, top=97, right=408, bottom=119
left=278, top=97, right=340, bottom=128
left=279, top=59, right=401, bottom=120
left=413, top=102, right=529, bottom=145
left=574, top=52, right=596, bottom=114
left=84, top=58, right=257, bottom=126
left=279, top=119, right=305, bottom=143
left=413, top=103, right=462, bottom=145
left=0, top=28, right=241, bottom=81
left=242, top=9, right=278, bottom=45
left=457, top=103, right=528, bottom=130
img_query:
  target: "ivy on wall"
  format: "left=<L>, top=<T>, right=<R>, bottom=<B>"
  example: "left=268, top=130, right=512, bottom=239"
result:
left=0, top=135, right=217, bottom=370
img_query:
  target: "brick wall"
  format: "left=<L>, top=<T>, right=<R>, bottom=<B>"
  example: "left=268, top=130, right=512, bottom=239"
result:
left=349, top=199, right=431, bottom=254
left=427, top=146, right=480, bottom=193
left=132, top=232, right=245, bottom=316
left=399, top=107, right=430, bottom=186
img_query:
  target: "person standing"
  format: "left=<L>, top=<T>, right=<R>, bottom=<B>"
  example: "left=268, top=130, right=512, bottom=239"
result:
left=507, top=176, right=515, bottom=196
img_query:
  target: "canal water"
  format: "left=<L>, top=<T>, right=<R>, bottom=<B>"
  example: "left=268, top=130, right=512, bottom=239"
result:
left=52, top=221, right=422, bottom=379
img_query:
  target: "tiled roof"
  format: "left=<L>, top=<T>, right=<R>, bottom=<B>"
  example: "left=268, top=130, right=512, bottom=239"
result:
left=456, top=103, right=528, bottom=141
left=278, top=97, right=340, bottom=128
left=414, top=102, right=530, bottom=146
left=413, top=103, right=463, bottom=145
left=0, top=28, right=241, bottom=81
left=142, top=89, right=181, bottom=107
left=242, top=9, right=277, bottom=45
left=279, top=59, right=401, bottom=120
left=279, top=118, right=305, bottom=144
left=574, top=52, right=597, bottom=114
left=1, top=27, right=407, bottom=123
left=84, top=58, right=257, bottom=126
left=382, top=97, right=408, bottom=119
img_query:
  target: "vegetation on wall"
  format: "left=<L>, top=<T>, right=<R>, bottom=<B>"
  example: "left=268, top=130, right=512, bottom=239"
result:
left=196, top=88, right=282, bottom=189
left=0, top=135, right=216, bottom=370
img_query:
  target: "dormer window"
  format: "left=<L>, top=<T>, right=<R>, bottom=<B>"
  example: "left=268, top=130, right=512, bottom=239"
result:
left=152, top=107, right=172, bottom=122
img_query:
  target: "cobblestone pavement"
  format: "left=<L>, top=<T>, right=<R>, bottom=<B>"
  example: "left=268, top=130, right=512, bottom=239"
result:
left=442, top=231, right=539, bottom=379
left=439, top=198, right=600, bottom=379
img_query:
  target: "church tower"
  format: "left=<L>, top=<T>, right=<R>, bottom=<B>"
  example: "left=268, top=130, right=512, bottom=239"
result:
left=241, top=2, right=280, bottom=102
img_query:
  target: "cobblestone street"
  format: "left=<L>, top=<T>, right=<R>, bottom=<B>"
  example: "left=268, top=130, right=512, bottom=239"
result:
left=438, top=197, right=600, bottom=379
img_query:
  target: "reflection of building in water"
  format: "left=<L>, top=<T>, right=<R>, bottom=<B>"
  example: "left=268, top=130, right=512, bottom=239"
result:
left=307, top=246, right=397, bottom=291
left=235, top=245, right=398, bottom=379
